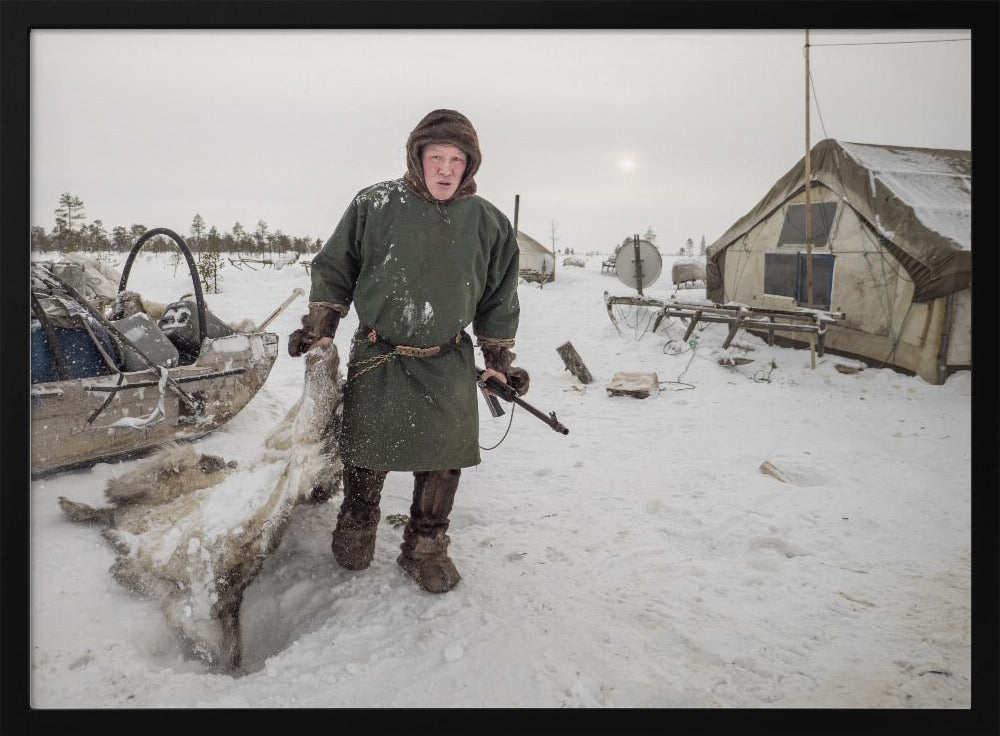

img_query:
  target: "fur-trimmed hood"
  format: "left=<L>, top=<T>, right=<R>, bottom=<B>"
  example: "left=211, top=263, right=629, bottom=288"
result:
left=403, top=109, right=481, bottom=203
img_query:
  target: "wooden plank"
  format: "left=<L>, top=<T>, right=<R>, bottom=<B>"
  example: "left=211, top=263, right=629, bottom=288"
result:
left=606, top=371, right=658, bottom=399
left=722, top=316, right=743, bottom=349
left=682, top=310, right=702, bottom=342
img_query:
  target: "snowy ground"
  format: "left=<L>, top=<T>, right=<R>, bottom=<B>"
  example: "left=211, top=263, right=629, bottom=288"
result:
left=29, top=251, right=972, bottom=709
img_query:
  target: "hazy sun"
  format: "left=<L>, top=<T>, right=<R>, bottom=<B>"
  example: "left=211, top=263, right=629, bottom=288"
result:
left=617, top=159, right=636, bottom=173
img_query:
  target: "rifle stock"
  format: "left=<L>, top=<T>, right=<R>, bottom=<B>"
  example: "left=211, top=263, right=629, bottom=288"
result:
left=475, top=367, right=569, bottom=435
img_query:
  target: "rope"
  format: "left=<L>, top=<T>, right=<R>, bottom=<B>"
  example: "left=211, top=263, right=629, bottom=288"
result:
left=728, top=233, right=756, bottom=302
left=611, top=302, right=659, bottom=340
left=751, top=359, right=778, bottom=383
left=659, top=330, right=699, bottom=391
left=876, top=301, right=917, bottom=368
left=808, top=69, right=830, bottom=140
left=347, top=327, right=459, bottom=379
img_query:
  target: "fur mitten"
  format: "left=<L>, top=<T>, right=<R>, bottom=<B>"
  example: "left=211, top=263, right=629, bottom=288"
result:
left=288, top=304, right=340, bottom=357
left=481, top=343, right=530, bottom=396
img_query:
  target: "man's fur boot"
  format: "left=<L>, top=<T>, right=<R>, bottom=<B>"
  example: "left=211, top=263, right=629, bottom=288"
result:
left=397, top=469, right=461, bottom=593
left=331, top=465, right=387, bottom=570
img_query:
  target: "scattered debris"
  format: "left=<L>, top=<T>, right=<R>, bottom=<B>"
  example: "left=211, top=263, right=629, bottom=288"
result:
left=385, top=513, right=409, bottom=529
left=759, top=460, right=793, bottom=483
left=556, top=341, right=593, bottom=384
left=835, top=360, right=866, bottom=375
left=606, top=372, right=659, bottom=399
left=917, top=669, right=953, bottom=678
left=728, top=340, right=757, bottom=353
left=837, top=591, right=876, bottom=608
left=718, top=356, right=754, bottom=367
left=751, top=359, right=778, bottom=383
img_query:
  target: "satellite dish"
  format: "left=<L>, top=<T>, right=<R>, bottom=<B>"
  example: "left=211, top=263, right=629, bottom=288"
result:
left=615, top=237, right=662, bottom=293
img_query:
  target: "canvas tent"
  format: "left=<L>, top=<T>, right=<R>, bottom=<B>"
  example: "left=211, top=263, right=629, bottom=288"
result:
left=517, top=229, right=555, bottom=283
left=705, top=138, right=971, bottom=384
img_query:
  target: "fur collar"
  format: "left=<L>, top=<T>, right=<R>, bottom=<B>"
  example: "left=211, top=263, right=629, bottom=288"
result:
left=402, top=109, right=481, bottom=203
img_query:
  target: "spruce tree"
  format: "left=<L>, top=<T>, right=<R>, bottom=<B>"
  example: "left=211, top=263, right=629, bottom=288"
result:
left=190, top=213, right=206, bottom=253
left=54, top=193, right=85, bottom=251
left=198, top=227, right=224, bottom=294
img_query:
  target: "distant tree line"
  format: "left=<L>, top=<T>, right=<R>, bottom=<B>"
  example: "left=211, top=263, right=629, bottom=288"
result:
left=31, top=193, right=324, bottom=257
left=677, top=235, right=708, bottom=257
left=612, top=229, right=708, bottom=257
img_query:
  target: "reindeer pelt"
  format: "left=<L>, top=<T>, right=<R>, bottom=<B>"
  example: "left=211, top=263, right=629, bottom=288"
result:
left=58, top=343, right=345, bottom=674
left=114, top=290, right=169, bottom=321
left=56, top=444, right=234, bottom=528
left=104, top=443, right=237, bottom=506
left=228, top=317, right=259, bottom=334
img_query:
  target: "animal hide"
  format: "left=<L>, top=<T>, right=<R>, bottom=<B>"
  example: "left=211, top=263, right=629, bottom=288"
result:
left=58, top=343, right=344, bottom=673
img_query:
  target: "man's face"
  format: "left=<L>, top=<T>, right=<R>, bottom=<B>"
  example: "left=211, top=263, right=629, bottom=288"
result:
left=421, top=144, right=468, bottom=201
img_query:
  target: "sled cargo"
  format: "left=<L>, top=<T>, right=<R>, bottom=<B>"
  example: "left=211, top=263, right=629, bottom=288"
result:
left=30, top=228, right=280, bottom=477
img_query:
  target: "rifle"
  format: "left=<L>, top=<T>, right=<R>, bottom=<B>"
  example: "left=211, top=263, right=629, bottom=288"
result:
left=476, top=367, right=569, bottom=435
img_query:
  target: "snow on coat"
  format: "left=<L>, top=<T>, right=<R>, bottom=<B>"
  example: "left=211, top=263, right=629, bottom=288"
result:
left=309, top=178, right=520, bottom=471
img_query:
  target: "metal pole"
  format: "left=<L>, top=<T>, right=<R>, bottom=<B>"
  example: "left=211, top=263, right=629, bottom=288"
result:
left=550, top=220, right=557, bottom=280
left=805, top=29, right=816, bottom=369
left=633, top=233, right=645, bottom=297
left=257, top=287, right=305, bottom=331
left=513, top=194, right=520, bottom=234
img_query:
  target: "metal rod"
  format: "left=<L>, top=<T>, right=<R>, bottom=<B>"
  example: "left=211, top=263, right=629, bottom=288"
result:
left=84, top=367, right=248, bottom=391
left=633, top=233, right=644, bottom=296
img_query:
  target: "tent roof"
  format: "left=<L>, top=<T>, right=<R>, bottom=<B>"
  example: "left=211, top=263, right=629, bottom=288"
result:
left=517, top=230, right=553, bottom=255
left=707, top=139, right=971, bottom=300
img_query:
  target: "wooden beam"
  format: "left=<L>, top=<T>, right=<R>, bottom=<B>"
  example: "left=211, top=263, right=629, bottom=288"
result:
left=682, top=310, right=702, bottom=342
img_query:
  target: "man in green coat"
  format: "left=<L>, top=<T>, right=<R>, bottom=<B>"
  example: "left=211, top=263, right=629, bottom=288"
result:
left=289, top=109, right=529, bottom=593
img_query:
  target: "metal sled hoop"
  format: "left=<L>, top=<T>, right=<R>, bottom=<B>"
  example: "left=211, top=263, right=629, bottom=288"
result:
left=118, top=228, right=208, bottom=345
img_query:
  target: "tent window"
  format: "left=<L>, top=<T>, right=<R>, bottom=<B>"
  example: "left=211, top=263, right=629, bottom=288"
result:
left=764, top=252, right=836, bottom=309
left=777, top=202, right=838, bottom=247
left=764, top=253, right=798, bottom=298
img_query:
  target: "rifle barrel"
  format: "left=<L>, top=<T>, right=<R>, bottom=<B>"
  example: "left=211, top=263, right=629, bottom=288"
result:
left=478, top=372, right=569, bottom=435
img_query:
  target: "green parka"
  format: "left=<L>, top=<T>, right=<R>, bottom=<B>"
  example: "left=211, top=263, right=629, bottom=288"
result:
left=309, top=176, right=520, bottom=471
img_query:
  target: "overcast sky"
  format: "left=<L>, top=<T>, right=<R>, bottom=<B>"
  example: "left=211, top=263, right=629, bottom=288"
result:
left=30, top=29, right=971, bottom=254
